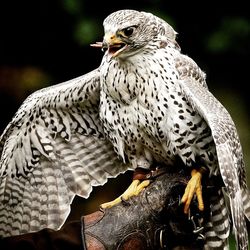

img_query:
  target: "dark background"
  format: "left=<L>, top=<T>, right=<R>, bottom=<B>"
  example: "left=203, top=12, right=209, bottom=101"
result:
left=0, top=0, right=249, bottom=244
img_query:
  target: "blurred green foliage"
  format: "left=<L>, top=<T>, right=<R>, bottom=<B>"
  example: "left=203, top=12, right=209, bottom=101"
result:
left=62, top=0, right=83, bottom=15
left=207, top=17, right=250, bottom=54
left=73, top=18, right=100, bottom=45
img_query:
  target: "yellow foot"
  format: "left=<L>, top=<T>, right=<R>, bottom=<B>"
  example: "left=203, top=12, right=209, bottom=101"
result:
left=100, top=179, right=151, bottom=209
left=181, top=169, right=204, bottom=214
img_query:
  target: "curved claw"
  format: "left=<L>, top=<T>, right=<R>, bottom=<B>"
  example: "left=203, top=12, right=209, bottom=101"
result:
left=100, top=180, right=151, bottom=209
left=181, top=169, right=204, bottom=214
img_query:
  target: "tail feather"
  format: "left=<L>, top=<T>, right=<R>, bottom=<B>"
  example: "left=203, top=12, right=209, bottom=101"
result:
left=241, top=188, right=250, bottom=220
left=204, top=190, right=230, bottom=249
left=230, top=190, right=249, bottom=250
left=204, top=222, right=229, bottom=249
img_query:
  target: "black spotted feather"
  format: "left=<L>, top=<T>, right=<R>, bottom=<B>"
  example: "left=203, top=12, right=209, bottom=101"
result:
left=0, top=69, right=129, bottom=237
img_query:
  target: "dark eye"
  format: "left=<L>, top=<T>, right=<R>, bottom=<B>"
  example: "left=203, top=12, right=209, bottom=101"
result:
left=122, top=26, right=136, bottom=37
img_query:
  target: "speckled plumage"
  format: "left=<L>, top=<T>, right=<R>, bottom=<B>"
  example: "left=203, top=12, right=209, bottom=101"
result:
left=0, top=9, right=249, bottom=249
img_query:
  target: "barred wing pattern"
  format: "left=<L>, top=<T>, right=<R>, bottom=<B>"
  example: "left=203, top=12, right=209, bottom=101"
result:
left=176, top=56, right=250, bottom=250
left=0, top=69, right=129, bottom=237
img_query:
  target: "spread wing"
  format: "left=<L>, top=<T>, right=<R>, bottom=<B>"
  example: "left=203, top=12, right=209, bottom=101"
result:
left=0, top=68, right=129, bottom=237
left=175, top=55, right=250, bottom=249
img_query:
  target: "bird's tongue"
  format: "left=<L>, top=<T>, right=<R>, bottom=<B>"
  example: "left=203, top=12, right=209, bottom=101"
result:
left=108, top=43, right=126, bottom=55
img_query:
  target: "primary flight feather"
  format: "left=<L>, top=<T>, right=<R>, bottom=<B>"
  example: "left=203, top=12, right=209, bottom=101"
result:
left=0, top=9, right=249, bottom=249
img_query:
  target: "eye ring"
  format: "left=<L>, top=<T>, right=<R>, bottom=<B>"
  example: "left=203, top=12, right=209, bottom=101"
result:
left=121, top=26, right=137, bottom=37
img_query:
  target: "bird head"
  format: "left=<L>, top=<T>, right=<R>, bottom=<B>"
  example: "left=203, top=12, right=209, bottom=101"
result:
left=91, top=9, right=178, bottom=59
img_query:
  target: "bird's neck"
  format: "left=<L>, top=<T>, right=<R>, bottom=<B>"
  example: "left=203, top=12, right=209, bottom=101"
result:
left=100, top=45, right=179, bottom=107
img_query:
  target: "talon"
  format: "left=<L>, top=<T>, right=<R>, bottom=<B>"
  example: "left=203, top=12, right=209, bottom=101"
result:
left=134, top=180, right=151, bottom=196
left=181, top=169, right=204, bottom=214
left=100, top=196, right=122, bottom=209
left=100, top=179, right=150, bottom=209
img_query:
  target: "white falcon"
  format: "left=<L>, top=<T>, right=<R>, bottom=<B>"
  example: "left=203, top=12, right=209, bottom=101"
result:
left=0, top=9, right=249, bottom=250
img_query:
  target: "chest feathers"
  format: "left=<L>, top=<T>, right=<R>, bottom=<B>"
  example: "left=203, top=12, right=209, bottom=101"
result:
left=99, top=48, right=216, bottom=170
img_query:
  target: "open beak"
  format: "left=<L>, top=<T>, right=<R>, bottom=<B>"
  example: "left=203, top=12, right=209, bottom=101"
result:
left=91, top=33, right=127, bottom=58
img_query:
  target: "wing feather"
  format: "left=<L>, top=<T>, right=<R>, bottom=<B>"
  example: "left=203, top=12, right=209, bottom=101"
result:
left=176, top=55, right=249, bottom=249
left=0, top=68, right=129, bottom=237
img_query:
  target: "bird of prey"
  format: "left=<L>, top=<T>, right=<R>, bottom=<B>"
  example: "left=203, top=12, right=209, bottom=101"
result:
left=0, top=9, right=249, bottom=249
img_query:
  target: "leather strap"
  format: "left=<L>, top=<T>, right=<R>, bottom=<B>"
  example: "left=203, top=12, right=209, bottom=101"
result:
left=133, top=167, right=168, bottom=181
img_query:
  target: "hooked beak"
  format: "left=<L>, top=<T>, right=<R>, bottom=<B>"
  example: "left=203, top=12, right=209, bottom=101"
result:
left=91, top=33, right=128, bottom=58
